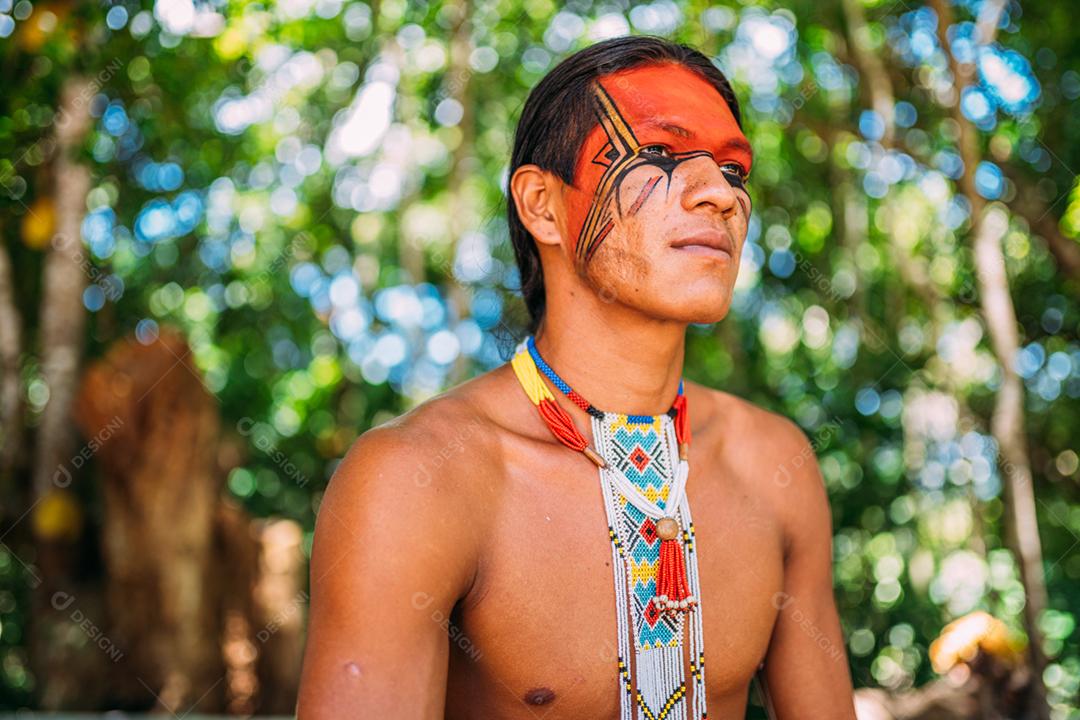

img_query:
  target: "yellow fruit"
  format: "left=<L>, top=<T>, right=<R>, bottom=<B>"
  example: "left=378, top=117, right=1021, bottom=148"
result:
left=929, top=610, right=1025, bottom=674
left=32, top=488, right=83, bottom=542
left=21, top=197, right=56, bottom=250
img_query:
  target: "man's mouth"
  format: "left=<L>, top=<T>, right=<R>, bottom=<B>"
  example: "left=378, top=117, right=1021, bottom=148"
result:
left=669, top=230, right=733, bottom=260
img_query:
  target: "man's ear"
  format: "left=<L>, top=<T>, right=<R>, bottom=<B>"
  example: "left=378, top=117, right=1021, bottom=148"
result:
left=509, top=164, right=566, bottom=250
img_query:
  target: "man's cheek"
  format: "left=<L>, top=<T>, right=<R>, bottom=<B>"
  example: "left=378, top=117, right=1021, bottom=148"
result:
left=619, top=169, right=666, bottom=218
left=586, top=236, right=651, bottom=291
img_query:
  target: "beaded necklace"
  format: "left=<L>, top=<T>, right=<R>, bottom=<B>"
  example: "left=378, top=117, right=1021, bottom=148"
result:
left=511, top=335, right=708, bottom=720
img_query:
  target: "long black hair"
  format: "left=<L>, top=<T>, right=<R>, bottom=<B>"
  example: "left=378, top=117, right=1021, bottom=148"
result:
left=506, top=35, right=745, bottom=334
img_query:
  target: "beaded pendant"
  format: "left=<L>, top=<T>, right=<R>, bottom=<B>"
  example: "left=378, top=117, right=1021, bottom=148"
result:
left=510, top=336, right=707, bottom=720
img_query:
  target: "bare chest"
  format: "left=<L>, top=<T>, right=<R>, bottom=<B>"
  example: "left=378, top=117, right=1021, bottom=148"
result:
left=444, top=447, right=786, bottom=720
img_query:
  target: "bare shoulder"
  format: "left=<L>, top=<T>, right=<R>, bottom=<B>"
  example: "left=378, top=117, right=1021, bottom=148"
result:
left=325, top=366, right=515, bottom=509
left=686, top=380, right=816, bottom=464
left=300, top=367, right=524, bottom=718
left=685, top=381, right=834, bottom=554
left=311, top=366, right=522, bottom=594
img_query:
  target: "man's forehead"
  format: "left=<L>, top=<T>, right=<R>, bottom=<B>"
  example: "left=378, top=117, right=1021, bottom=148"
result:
left=598, top=62, right=737, bottom=124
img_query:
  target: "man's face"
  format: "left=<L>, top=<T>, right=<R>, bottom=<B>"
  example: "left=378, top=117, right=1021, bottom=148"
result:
left=561, top=61, right=754, bottom=324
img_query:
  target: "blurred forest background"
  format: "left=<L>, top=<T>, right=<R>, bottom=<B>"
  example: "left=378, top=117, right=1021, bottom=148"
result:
left=0, top=0, right=1077, bottom=717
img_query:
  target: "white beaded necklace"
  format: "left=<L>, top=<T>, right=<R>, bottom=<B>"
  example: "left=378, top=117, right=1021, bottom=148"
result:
left=510, top=337, right=708, bottom=719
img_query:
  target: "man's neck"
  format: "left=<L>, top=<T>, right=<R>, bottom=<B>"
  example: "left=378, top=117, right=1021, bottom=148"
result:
left=532, top=303, right=687, bottom=418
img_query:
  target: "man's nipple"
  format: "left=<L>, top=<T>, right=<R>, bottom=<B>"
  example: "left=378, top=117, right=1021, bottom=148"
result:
left=523, top=686, right=556, bottom=706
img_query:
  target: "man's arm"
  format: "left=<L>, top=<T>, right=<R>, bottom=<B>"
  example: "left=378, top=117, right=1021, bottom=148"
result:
left=297, top=423, right=480, bottom=719
left=762, top=418, right=856, bottom=718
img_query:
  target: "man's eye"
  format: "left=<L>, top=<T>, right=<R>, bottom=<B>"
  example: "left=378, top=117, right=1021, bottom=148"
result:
left=720, top=162, right=748, bottom=183
left=640, top=144, right=671, bottom=158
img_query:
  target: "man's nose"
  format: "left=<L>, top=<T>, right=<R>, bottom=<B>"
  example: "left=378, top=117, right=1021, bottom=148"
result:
left=679, top=156, right=741, bottom=219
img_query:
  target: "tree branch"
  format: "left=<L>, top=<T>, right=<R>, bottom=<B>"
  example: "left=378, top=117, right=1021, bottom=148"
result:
left=927, top=2, right=1051, bottom=717
left=1001, top=163, right=1080, bottom=282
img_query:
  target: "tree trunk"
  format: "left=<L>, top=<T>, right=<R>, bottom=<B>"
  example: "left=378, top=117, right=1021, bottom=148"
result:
left=74, top=328, right=226, bottom=712
left=73, top=328, right=309, bottom=714
left=32, top=75, right=94, bottom=499
left=251, top=518, right=306, bottom=715
left=445, top=0, right=481, bottom=383
left=25, top=74, right=98, bottom=712
left=0, top=235, right=23, bottom=484
left=928, top=2, right=1051, bottom=717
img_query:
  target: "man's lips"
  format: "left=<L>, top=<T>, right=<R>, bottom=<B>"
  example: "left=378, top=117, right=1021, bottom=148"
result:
left=669, top=230, right=734, bottom=259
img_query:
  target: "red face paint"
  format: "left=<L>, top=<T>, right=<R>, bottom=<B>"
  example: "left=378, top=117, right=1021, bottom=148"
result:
left=565, top=62, right=753, bottom=266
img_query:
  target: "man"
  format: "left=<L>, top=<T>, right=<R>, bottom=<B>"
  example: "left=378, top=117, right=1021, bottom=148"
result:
left=298, top=35, right=857, bottom=719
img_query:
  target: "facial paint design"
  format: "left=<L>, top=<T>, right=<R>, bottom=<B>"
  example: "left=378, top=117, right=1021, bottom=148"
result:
left=566, top=63, right=754, bottom=267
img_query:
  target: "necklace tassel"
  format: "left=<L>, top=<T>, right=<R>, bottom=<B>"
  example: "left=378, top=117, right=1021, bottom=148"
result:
left=655, top=537, right=696, bottom=614
left=537, top=397, right=587, bottom=450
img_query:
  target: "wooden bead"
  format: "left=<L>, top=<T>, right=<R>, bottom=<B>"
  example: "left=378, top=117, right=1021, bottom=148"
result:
left=656, top=516, right=680, bottom=540
left=583, top=446, right=607, bottom=468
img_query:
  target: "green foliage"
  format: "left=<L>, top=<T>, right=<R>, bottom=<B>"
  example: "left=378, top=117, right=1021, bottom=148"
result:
left=0, top=0, right=1077, bottom=715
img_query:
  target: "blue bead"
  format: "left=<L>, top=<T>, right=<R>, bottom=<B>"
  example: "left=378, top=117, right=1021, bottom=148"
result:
left=525, top=334, right=682, bottom=419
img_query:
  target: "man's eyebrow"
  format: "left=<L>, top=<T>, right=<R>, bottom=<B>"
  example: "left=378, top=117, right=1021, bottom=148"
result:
left=635, top=119, right=695, bottom=138
left=646, top=121, right=752, bottom=155
left=657, top=122, right=694, bottom=138
left=717, top=136, right=753, bottom=156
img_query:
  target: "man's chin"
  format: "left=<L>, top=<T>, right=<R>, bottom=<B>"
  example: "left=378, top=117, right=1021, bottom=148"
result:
left=653, top=297, right=734, bottom=326
left=685, top=307, right=732, bottom=325
left=669, top=285, right=735, bottom=324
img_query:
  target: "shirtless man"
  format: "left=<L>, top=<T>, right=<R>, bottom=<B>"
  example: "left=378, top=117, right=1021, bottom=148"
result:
left=298, top=36, right=858, bottom=719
